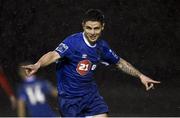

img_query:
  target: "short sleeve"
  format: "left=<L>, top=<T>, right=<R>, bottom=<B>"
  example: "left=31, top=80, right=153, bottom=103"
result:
left=100, top=40, right=120, bottom=64
left=55, top=37, right=73, bottom=58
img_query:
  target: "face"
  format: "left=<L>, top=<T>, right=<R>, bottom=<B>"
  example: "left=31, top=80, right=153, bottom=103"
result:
left=83, top=21, right=104, bottom=45
left=19, top=67, right=28, bottom=79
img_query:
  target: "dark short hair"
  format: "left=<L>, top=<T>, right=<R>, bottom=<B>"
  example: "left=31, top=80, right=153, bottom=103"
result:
left=82, top=9, right=105, bottom=24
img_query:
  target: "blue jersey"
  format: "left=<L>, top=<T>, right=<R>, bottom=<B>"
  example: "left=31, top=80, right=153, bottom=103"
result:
left=55, top=32, right=120, bottom=97
left=17, top=76, right=56, bottom=117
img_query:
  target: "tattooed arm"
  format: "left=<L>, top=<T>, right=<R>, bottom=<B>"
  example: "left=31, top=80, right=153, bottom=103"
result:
left=116, top=58, right=160, bottom=91
left=116, top=58, right=142, bottom=78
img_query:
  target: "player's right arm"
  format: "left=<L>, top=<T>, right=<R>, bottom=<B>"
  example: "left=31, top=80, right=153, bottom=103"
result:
left=22, top=51, right=60, bottom=76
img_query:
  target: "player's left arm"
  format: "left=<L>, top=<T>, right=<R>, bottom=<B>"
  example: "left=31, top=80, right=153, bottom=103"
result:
left=116, top=58, right=161, bottom=91
left=17, top=99, right=26, bottom=117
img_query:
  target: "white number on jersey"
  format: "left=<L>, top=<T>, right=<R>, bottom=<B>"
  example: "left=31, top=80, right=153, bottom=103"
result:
left=26, top=85, right=45, bottom=105
left=76, top=60, right=92, bottom=76
left=78, top=63, right=89, bottom=71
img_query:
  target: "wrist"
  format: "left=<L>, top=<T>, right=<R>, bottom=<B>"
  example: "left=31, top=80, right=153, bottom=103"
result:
left=35, top=62, right=41, bottom=68
left=138, top=73, right=143, bottom=79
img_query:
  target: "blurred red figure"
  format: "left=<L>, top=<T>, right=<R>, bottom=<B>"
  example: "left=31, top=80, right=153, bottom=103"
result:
left=0, top=65, right=16, bottom=109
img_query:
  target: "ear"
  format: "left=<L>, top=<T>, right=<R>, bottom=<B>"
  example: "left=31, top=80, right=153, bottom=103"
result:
left=82, top=22, right=86, bottom=31
left=82, top=22, right=85, bottom=28
left=101, top=23, right=105, bottom=30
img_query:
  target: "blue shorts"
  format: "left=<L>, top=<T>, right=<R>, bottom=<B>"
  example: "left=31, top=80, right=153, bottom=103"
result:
left=58, top=91, right=109, bottom=117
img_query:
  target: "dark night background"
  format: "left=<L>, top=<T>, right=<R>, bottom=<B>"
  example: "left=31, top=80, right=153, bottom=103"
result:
left=0, top=0, right=180, bottom=117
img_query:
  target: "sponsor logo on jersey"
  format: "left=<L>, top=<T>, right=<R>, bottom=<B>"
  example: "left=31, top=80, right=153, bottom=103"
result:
left=56, top=43, right=68, bottom=53
left=91, top=64, right=97, bottom=70
left=76, top=59, right=92, bottom=76
left=82, top=54, right=88, bottom=58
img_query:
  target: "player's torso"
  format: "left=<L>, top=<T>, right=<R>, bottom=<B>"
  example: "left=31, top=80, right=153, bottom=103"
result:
left=62, top=33, right=102, bottom=80
left=22, top=80, right=47, bottom=107
left=56, top=33, right=106, bottom=96
left=20, top=80, right=55, bottom=116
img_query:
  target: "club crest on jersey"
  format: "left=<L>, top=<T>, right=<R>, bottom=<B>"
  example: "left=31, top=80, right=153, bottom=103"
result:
left=76, top=59, right=92, bottom=76
left=56, top=43, right=68, bottom=53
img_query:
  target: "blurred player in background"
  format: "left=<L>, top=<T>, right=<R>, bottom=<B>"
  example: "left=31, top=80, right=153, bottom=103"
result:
left=0, top=65, right=16, bottom=109
left=17, top=63, right=58, bottom=117
left=22, top=9, right=160, bottom=117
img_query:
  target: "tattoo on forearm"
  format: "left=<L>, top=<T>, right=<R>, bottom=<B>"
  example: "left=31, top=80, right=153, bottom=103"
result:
left=117, top=59, right=142, bottom=78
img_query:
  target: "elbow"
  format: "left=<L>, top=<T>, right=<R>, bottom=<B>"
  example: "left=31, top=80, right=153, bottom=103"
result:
left=48, top=51, right=60, bottom=62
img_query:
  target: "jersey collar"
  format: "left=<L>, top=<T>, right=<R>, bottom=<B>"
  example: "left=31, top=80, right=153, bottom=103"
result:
left=83, top=32, right=97, bottom=48
left=25, top=75, right=36, bottom=82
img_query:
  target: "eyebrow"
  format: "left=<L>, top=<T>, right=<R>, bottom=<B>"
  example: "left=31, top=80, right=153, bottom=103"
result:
left=85, top=25, right=100, bottom=29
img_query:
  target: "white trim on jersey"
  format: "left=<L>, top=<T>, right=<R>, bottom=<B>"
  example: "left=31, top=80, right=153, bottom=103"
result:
left=85, top=116, right=93, bottom=118
left=25, top=75, right=36, bottom=82
left=83, top=32, right=97, bottom=48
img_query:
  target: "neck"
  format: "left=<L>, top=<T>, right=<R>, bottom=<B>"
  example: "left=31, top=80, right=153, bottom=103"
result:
left=24, top=75, right=35, bottom=82
left=83, top=32, right=96, bottom=48
left=85, top=34, right=95, bottom=45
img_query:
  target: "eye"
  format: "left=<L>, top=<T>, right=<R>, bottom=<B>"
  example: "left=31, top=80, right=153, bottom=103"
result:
left=94, top=27, right=100, bottom=30
left=86, top=26, right=92, bottom=30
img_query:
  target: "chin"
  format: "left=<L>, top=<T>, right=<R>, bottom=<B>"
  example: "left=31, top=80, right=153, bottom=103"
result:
left=90, top=40, right=97, bottom=43
left=90, top=38, right=98, bottom=41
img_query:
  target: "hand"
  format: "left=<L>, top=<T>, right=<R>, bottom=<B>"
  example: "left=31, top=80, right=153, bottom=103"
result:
left=10, top=96, right=17, bottom=109
left=21, top=63, right=40, bottom=76
left=139, top=74, right=161, bottom=91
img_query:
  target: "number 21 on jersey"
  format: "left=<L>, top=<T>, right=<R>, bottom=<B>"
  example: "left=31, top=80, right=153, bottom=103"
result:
left=76, top=59, right=96, bottom=76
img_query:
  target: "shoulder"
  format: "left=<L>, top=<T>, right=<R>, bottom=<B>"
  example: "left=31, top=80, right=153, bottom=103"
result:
left=61, top=32, right=83, bottom=49
left=64, top=32, right=83, bottom=43
left=35, top=78, right=44, bottom=84
left=36, top=78, right=50, bottom=86
left=97, top=39, right=110, bottom=48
